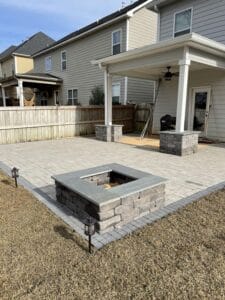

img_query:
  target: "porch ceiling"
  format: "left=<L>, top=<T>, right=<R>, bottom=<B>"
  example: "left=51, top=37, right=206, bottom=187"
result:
left=93, top=33, right=225, bottom=81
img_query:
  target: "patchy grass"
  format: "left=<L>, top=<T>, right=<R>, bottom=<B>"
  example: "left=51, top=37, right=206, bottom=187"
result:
left=0, top=171, right=225, bottom=299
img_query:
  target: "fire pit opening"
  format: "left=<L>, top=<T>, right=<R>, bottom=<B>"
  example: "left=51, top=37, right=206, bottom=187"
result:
left=82, top=171, right=136, bottom=189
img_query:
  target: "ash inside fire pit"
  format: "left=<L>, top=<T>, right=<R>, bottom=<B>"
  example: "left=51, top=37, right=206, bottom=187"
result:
left=83, top=171, right=136, bottom=189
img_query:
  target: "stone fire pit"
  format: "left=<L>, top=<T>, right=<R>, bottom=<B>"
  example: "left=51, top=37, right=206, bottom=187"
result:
left=52, top=164, right=166, bottom=234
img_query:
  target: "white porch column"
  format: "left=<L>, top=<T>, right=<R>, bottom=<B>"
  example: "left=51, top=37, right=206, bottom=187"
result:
left=1, top=86, right=6, bottom=106
left=104, top=69, right=112, bottom=126
left=176, top=59, right=191, bottom=132
left=18, top=80, right=24, bottom=107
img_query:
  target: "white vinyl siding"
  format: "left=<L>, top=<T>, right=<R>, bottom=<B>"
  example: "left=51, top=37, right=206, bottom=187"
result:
left=159, top=0, right=225, bottom=45
left=152, top=69, right=225, bottom=141
left=67, top=89, right=78, bottom=105
left=45, top=56, right=52, bottom=71
left=61, top=51, right=67, bottom=71
left=112, top=29, right=122, bottom=55
left=174, top=8, right=192, bottom=37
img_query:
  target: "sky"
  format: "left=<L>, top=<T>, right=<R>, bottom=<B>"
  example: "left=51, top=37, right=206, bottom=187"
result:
left=0, top=0, right=132, bottom=52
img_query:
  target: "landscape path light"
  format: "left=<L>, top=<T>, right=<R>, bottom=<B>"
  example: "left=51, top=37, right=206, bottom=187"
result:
left=11, top=167, right=19, bottom=188
left=84, top=216, right=96, bottom=254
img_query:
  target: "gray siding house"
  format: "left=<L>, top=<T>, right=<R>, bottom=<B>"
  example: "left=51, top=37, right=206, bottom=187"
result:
left=94, top=0, right=225, bottom=147
left=32, top=0, right=158, bottom=106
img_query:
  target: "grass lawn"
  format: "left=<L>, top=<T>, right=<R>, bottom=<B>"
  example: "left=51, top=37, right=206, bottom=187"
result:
left=1, top=171, right=225, bottom=299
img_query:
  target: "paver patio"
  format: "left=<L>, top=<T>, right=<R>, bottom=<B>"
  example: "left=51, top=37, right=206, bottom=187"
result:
left=0, top=136, right=225, bottom=247
left=0, top=136, right=225, bottom=205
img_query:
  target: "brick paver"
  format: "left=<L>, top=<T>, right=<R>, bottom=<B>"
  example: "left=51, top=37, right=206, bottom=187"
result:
left=0, top=137, right=225, bottom=205
left=1, top=137, right=225, bottom=248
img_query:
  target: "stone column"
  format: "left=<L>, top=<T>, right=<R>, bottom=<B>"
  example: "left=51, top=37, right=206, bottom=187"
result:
left=176, top=59, right=190, bottom=132
left=18, top=80, right=24, bottom=107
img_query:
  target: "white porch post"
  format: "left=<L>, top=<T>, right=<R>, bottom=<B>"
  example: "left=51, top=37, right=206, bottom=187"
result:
left=1, top=86, right=6, bottom=106
left=18, top=80, right=24, bottom=107
left=176, top=59, right=191, bottom=132
left=104, top=69, right=112, bottom=126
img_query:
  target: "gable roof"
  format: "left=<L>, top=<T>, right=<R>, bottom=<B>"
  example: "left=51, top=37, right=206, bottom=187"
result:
left=0, top=45, right=17, bottom=61
left=0, top=32, right=55, bottom=62
left=34, top=0, right=151, bottom=57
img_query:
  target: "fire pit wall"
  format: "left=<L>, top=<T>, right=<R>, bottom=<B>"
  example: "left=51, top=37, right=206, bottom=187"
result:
left=54, top=164, right=166, bottom=234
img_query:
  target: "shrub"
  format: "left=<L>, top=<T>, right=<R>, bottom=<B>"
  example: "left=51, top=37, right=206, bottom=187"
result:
left=89, top=86, right=104, bottom=105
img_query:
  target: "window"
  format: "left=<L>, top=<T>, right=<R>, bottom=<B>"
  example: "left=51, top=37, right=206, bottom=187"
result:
left=112, top=83, right=121, bottom=104
left=45, top=56, right=52, bottom=71
left=112, top=30, right=122, bottom=55
left=67, top=89, right=78, bottom=105
left=61, top=51, right=67, bottom=71
left=174, top=8, right=192, bottom=37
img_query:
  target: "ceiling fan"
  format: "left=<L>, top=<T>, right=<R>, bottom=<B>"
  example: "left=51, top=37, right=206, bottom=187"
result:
left=163, top=66, right=179, bottom=81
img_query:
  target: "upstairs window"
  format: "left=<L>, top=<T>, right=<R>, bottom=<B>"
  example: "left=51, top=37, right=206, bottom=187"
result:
left=112, top=83, right=121, bottom=104
left=174, top=8, right=192, bottom=37
left=61, top=51, right=67, bottom=71
left=68, top=89, right=78, bottom=105
left=112, top=30, right=122, bottom=55
left=45, top=56, right=52, bottom=71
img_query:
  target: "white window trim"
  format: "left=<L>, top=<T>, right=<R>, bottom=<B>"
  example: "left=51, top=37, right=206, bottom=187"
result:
left=67, top=88, right=78, bottom=105
left=61, top=50, right=67, bottom=71
left=45, top=56, right=52, bottom=71
left=112, top=82, right=121, bottom=104
left=173, top=7, right=193, bottom=38
left=111, top=29, right=122, bottom=55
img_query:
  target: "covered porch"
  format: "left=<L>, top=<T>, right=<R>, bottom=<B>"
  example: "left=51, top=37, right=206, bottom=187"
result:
left=0, top=73, right=62, bottom=107
left=93, top=33, right=225, bottom=155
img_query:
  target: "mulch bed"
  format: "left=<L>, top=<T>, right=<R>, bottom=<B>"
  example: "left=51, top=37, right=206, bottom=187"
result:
left=0, top=171, right=225, bottom=299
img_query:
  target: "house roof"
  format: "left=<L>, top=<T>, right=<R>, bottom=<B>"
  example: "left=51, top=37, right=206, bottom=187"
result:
left=0, top=32, right=55, bottom=62
left=33, top=0, right=151, bottom=57
left=17, top=72, right=62, bottom=82
left=147, top=0, right=178, bottom=10
left=0, top=45, right=17, bottom=61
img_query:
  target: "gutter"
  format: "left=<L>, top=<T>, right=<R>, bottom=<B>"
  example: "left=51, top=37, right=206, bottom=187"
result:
left=33, top=14, right=129, bottom=57
left=33, top=0, right=154, bottom=58
left=92, top=33, right=225, bottom=67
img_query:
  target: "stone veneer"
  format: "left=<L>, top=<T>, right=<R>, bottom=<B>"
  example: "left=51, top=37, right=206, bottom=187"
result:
left=95, top=125, right=123, bottom=142
left=53, top=164, right=166, bottom=234
left=160, top=131, right=200, bottom=156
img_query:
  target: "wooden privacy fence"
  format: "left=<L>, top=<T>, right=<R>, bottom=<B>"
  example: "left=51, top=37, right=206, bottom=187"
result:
left=134, top=103, right=154, bottom=135
left=0, top=105, right=134, bottom=144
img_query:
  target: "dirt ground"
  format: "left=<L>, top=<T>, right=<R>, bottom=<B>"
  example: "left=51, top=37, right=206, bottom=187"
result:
left=1, top=171, right=225, bottom=300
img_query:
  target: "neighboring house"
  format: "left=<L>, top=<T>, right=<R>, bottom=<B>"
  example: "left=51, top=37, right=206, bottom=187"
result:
left=32, top=0, right=158, bottom=106
left=0, top=32, right=58, bottom=106
left=94, top=0, right=225, bottom=143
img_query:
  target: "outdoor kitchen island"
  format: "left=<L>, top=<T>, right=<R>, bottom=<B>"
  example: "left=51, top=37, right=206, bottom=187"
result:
left=52, top=164, right=166, bottom=234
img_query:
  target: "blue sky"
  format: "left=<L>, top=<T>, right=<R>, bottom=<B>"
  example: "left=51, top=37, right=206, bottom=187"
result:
left=0, top=0, right=130, bottom=52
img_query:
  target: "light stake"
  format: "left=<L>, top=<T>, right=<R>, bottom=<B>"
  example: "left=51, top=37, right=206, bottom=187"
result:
left=84, top=216, right=96, bottom=254
left=11, top=167, right=19, bottom=188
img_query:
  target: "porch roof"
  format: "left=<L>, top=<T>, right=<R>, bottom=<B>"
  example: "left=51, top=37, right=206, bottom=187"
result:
left=17, top=73, right=62, bottom=85
left=92, top=33, right=225, bottom=80
left=0, top=73, right=62, bottom=87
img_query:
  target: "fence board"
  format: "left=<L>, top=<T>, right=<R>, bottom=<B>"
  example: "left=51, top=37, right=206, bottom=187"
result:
left=0, top=105, right=134, bottom=144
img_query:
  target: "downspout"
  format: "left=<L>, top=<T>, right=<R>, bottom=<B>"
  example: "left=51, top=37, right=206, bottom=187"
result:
left=124, top=17, right=130, bottom=105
